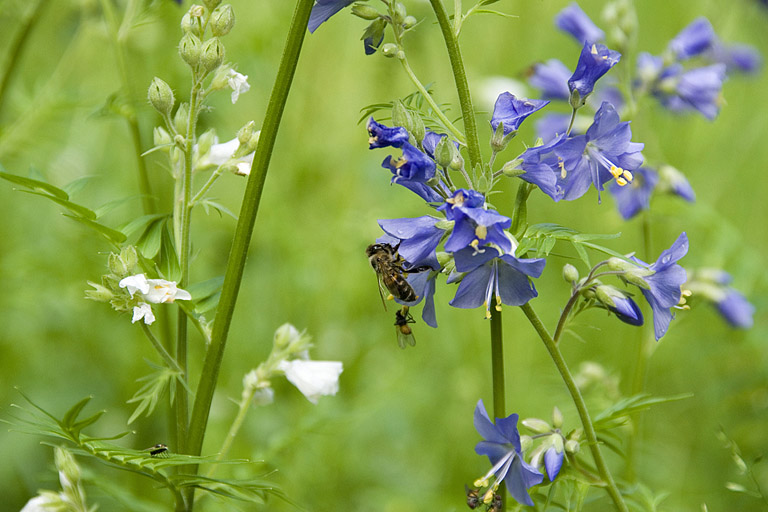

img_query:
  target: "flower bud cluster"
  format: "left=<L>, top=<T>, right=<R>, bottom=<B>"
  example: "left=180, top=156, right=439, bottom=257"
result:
left=19, top=447, right=90, bottom=511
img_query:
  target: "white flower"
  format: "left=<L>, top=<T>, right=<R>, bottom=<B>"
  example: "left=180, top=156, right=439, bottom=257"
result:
left=119, top=274, right=191, bottom=304
left=205, top=137, right=255, bottom=176
left=20, top=493, right=60, bottom=512
left=119, top=273, right=150, bottom=297
left=277, top=360, right=343, bottom=404
left=227, top=69, right=250, bottom=104
left=132, top=302, right=156, bottom=325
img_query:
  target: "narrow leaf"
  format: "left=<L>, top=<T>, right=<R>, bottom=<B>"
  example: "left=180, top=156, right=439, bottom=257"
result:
left=0, top=170, right=69, bottom=199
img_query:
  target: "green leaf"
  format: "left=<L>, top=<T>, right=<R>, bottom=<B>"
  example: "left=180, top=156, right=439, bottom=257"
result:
left=137, top=216, right=165, bottom=258
left=62, top=176, right=95, bottom=197
left=20, top=189, right=96, bottom=219
left=0, top=170, right=69, bottom=199
left=522, top=223, right=623, bottom=266
left=200, top=199, right=237, bottom=219
left=94, top=195, right=143, bottom=219
left=62, top=396, right=94, bottom=429
left=594, top=393, right=692, bottom=430
left=194, top=292, right=221, bottom=314
left=127, top=368, right=179, bottom=424
left=63, top=214, right=128, bottom=244
left=160, top=223, right=181, bottom=281
left=121, top=214, right=168, bottom=238
left=186, top=276, right=225, bottom=302
left=471, top=9, right=516, bottom=18
left=71, top=410, right=106, bottom=438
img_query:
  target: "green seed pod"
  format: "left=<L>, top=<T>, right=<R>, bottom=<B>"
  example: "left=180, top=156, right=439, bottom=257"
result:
left=174, top=103, right=190, bottom=136
left=392, top=2, right=407, bottom=25
left=381, top=43, right=398, bottom=58
left=211, top=4, right=235, bottom=37
left=403, top=15, right=417, bottom=29
left=121, top=246, right=139, bottom=273
left=108, top=252, right=127, bottom=276
left=148, top=77, right=174, bottom=116
left=180, top=12, right=202, bottom=36
left=410, top=113, right=426, bottom=143
left=200, top=37, right=225, bottom=74
left=179, top=33, right=202, bottom=68
left=237, top=120, right=256, bottom=146
left=351, top=4, right=380, bottom=20
left=522, top=418, right=552, bottom=434
left=563, top=263, right=580, bottom=283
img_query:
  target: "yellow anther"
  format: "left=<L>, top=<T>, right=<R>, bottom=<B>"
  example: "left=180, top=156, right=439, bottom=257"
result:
left=483, top=490, right=495, bottom=504
left=558, top=159, right=567, bottom=179
left=682, top=289, right=692, bottom=297
left=395, top=157, right=407, bottom=169
left=386, top=294, right=394, bottom=301
left=590, top=44, right=598, bottom=55
left=470, top=239, right=480, bottom=248
left=473, top=478, right=487, bottom=488
left=485, top=310, right=492, bottom=320
left=609, top=165, right=623, bottom=179
left=368, top=136, right=377, bottom=145
left=616, top=177, right=628, bottom=186
left=622, top=170, right=633, bottom=182
left=475, top=225, right=488, bottom=240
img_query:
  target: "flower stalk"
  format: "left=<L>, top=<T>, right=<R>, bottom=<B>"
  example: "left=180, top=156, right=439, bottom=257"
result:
left=186, top=0, right=315, bottom=495
left=521, top=303, right=629, bottom=512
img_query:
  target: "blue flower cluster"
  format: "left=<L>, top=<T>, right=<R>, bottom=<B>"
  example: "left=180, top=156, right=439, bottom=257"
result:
left=366, top=117, right=547, bottom=327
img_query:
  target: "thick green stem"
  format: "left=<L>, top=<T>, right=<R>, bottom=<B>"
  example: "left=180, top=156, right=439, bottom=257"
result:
left=520, top=303, right=629, bottom=512
left=427, top=0, right=482, bottom=170
left=187, top=0, right=313, bottom=476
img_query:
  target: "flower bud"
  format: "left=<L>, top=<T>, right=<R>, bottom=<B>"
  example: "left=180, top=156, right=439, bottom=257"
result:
left=490, top=120, right=511, bottom=152
left=501, top=159, right=524, bottom=177
left=203, top=0, right=221, bottom=10
left=448, top=152, right=465, bottom=173
left=410, top=114, right=425, bottom=143
left=197, top=129, right=217, bottom=158
left=235, top=130, right=260, bottom=158
left=85, top=281, right=114, bottom=302
left=595, top=285, right=617, bottom=308
left=522, top=418, right=551, bottom=434
left=393, top=2, right=407, bottom=25
left=109, top=252, right=127, bottom=276
left=552, top=406, right=563, bottom=429
left=179, top=33, right=202, bottom=68
left=351, top=4, right=380, bottom=20
left=55, top=447, right=81, bottom=490
left=148, top=77, right=174, bottom=116
left=200, top=37, right=225, bottom=74
left=153, top=126, right=172, bottom=148
left=436, top=250, right=453, bottom=269
left=565, top=439, right=580, bottom=454
left=403, top=15, right=417, bottom=29
left=391, top=100, right=411, bottom=130
left=563, top=263, right=579, bottom=283
left=274, top=323, right=301, bottom=350
left=211, top=4, right=235, bottom=37
left=381, top=43, right=399, bottom=58
left=237, top=120, right=257, bottom=146
left=180, top=12, right=202, bottom=37
left=434, top=137, right=454, bottom=168
left=121, top=245, right=139, bottom=273
left=174, top=103, right=190, bottom=135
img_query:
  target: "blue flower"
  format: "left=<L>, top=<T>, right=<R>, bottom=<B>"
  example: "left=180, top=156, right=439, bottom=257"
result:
left=381, top=142, right=440, bottom=202
left=555, top=3, right=605, bottom=45
left=543, top=446, right=564, bottom=482
left=658, top=165, right=695, bottom=202
left=378, top=216, right=444, bottom=271
left=519, top=102, right=644, bottom=202
left=604, top=289, right=644, bottom=326
left=405, top=270, right=438, bottom=327
left=716, top=290, right=755, bottom=329
left=437, top=189, right=512, bottom=254
left=490, top=93, right=550, bottom=136
left=707, top=42, right=762, bottom=74
left=630, top=233, right=689, bottom=340
left=308, top=0, right=355, bottom=33
left=367, top=118, right=409, bottom=149
left=473, top=400, right=544, bottom=506
left=658, top=64, right=727, bottom=120
left=449, top=247, right=545, bottom=318
left=666, top=17, right=715, bottom=60
left=609, top=167, right=659, bottom=219
left=528, top=59, right=572, bottom=101
left=422, top=130, right=458, bottom=161
left=568, top=43, right=621, bottom=106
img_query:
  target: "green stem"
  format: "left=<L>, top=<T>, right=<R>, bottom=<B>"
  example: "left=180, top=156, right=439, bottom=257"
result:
left=190, top=165, right=225, bottom=206
left=397, top=55, right=466, bottom=145
left=205, top=384, right=256, bottom=478
left=427, top=0, right=482, bottom=170
left=553, top=290, right=579, bottom=344
left=100, top=0, right=155, bottom=214
left=509, top=182, right=532, bottom=239
left=489, top=305, right=505, bottom=418
left=187, top=0, right=314, bottom=478
left=0, top=0, right=48, bottom=119
left=140, top=323, right=184, bottom=375
left=520, top=303, right=628, bottom=512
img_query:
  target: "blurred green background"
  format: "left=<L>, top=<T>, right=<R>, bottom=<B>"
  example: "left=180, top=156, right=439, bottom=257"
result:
left=1, top=0, right=766, bottom=510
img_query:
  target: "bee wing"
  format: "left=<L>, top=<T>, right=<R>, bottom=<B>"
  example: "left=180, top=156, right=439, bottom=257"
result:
left=375, top=273, right=388, bottom=311
left=396, top=328, right=416, bottom=349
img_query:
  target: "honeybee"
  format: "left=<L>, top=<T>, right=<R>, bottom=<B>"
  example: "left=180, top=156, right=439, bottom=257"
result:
left=489, top=493, right=502, bottom=512
left=394, top=306, right=416, bottom=349
left=366, top=243, right=418, bottom=308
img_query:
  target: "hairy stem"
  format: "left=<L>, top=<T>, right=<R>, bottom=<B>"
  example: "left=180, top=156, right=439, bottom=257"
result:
left=520, top=303, right=629, bottom=512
